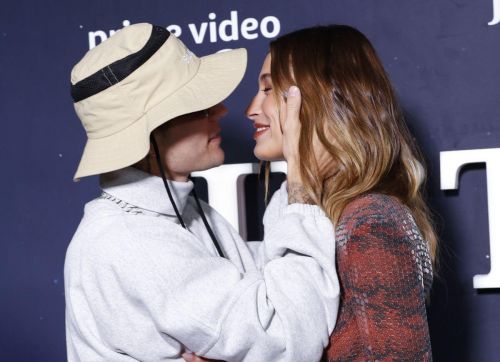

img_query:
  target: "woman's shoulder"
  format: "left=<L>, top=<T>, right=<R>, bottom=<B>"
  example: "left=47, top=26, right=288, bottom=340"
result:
left=335, top=194, right=433, bottom=296
left=340, top=193, right=409, bottom=223
left=336, top=193, right=417, bottom=246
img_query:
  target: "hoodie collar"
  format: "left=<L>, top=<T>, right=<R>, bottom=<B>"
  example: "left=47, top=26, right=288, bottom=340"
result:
left=99, top=167, right=193, bottom=216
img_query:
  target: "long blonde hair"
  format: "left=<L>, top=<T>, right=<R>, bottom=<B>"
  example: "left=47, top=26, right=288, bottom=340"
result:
left=269, top=25, right=438, bottom=265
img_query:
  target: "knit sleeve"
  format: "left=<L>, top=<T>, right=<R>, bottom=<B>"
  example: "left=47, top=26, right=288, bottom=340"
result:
left=336, top=195, right=432, bottom=361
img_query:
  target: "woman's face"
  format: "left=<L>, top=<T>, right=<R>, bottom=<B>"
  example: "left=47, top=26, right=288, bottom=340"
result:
left=246, top=54, right=285, bottom=161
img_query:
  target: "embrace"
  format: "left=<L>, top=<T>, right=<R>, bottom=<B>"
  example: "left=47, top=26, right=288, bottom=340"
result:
left=65, top=22, right=435, bottom=362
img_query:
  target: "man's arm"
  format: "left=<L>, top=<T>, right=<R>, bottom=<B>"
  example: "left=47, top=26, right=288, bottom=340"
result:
left=74, top=202, right=338, bottom=362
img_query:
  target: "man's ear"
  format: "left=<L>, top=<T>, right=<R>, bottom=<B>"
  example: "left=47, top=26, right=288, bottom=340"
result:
left=148, top=130, right=161, bottom=159
left=132, top=142, right=156, bottom=174
left=147, top=143, right=156, bottom=159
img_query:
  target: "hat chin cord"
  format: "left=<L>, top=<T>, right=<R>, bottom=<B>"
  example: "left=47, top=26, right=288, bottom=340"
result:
left=150, top=134, right=225, bottom=258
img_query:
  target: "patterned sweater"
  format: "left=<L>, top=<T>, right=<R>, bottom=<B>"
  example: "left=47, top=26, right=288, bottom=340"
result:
left=323, top=194, right=433, bottom=362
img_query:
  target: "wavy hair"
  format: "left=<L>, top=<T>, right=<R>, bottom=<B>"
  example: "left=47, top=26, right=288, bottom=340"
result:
left=269, top=25, right=438, bottom=265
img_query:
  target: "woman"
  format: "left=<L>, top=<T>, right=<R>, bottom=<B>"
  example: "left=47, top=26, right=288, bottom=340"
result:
left=186, top=24, right=435, bottom=361
left=248, top=25, right=436, bottom=361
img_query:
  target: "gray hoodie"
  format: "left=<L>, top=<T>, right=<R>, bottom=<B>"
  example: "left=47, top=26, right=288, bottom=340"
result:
left=64, top=167, right=339, bottom=361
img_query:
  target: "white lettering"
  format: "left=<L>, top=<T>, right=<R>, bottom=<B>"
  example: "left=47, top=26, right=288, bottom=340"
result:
left=193, top=161, right=286, bottom=237
left=241, top=18, right=259, bottom=40
left=167, top=24, right=182, bottom=37
left=87, top=13, right=282, bottom=49
left=208, top=12, right=217, bottom=43
left=441, top=148, right=500, bottom=288
left=188, top=22, right=208, bottom=44
left=88, top=30, right=108, bottom=49
left=186, top=11, right=281, bottom=45
left=489, top=0, right=500, bottom=25
left=270, top=161, right=287, bottom=173
left=219, top=11, right=239, bottom=41
left=88, top=20, right=131, bottom=49
left=260, top=16, right=281, bottom=38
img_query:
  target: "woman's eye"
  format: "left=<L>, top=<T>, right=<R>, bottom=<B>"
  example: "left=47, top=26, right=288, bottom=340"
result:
left=262, top=87, right=272, bottom=95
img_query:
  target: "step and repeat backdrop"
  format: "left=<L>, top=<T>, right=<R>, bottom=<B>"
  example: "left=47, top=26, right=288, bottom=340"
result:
left=1, top=0, right=499, bottom=361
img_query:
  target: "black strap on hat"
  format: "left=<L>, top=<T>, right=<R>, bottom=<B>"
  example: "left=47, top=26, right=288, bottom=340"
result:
left=71, top=25, right=170, bottom=103
left=150, top=134, right=225, bottom=258
left=150, top=134, right=187, bottom=229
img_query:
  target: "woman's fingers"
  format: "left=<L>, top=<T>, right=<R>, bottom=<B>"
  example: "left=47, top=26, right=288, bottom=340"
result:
left=282, top=86, right=302, bottom=182
left=282, top=86, right=301, bottom=160
left=284, top=86, right=301, bottom=128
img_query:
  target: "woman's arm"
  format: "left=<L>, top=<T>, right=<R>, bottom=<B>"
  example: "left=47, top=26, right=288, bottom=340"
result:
left=337, top=195, right=432, bottom=361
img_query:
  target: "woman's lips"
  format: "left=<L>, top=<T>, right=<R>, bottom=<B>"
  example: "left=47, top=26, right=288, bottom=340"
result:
left=253, top=124, right=270, bottom=139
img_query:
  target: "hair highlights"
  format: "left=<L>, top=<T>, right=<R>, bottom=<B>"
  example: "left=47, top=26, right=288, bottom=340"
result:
left=269, top=25, right=438, bottom=265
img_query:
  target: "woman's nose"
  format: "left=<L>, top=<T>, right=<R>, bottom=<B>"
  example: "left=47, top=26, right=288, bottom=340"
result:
left=245, top=94, right=260, bottom=119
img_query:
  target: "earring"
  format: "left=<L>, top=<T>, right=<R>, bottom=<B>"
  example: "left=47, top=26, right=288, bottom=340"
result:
left=205, top=109, right=210, bottom=118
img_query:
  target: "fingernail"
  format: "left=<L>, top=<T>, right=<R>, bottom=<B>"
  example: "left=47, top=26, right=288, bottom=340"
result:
left=288, top=86, right=299, bottom=97
left=182, top=352, right=194, bottom=361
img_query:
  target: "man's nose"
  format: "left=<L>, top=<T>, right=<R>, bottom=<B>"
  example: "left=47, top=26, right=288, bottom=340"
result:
left=209, top=103, right=228, bottom=120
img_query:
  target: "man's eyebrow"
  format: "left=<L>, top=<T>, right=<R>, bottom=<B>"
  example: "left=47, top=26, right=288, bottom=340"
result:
left=259, top=73, right=271, bottom=82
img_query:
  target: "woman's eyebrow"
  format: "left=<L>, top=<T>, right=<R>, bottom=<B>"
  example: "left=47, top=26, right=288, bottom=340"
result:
left=259, top=73, right=272, bottom=82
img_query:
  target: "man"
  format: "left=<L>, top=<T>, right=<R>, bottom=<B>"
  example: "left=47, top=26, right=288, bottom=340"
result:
left=65, top=23, right=339, bottom=361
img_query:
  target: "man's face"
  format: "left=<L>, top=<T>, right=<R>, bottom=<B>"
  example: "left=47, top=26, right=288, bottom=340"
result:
left=153, top=103, right=227, bottom=181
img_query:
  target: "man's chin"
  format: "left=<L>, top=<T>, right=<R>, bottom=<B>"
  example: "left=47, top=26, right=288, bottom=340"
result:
left=194, top=153, right=225, bottom=172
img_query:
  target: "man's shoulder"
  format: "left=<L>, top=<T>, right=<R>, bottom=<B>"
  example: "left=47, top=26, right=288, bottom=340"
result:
left=68, top=196, right=157, bottom=257
left=67, top=198, right=134, bottom=264
left=73, top=197, right=132, bottom=241
left=68, top=197, right=179, bottom=261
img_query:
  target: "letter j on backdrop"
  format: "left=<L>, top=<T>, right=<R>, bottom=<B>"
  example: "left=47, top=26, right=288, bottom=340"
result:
left=441, top=148, right=500, bottom=289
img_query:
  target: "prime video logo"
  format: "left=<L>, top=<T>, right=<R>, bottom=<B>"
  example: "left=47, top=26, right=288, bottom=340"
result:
left=87, top=11, right=281, bottom=49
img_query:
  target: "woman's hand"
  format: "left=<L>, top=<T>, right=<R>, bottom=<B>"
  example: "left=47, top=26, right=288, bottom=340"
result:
left=282, top=86, right=314, bottom=205
left=282, top=85, right=302, bottom=182
left=182, top=352, right=224, bottom=362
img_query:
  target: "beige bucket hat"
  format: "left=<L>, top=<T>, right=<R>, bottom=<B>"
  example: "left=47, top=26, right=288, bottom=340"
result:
left=70, top=23, right=247, bottom=180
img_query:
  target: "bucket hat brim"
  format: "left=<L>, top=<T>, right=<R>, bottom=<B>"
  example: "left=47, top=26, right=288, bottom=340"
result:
left=74, top=48, right=247, bottom=180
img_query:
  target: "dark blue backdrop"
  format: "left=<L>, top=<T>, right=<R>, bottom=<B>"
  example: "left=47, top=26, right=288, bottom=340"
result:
left=1, top=1, right=499, bottom=361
